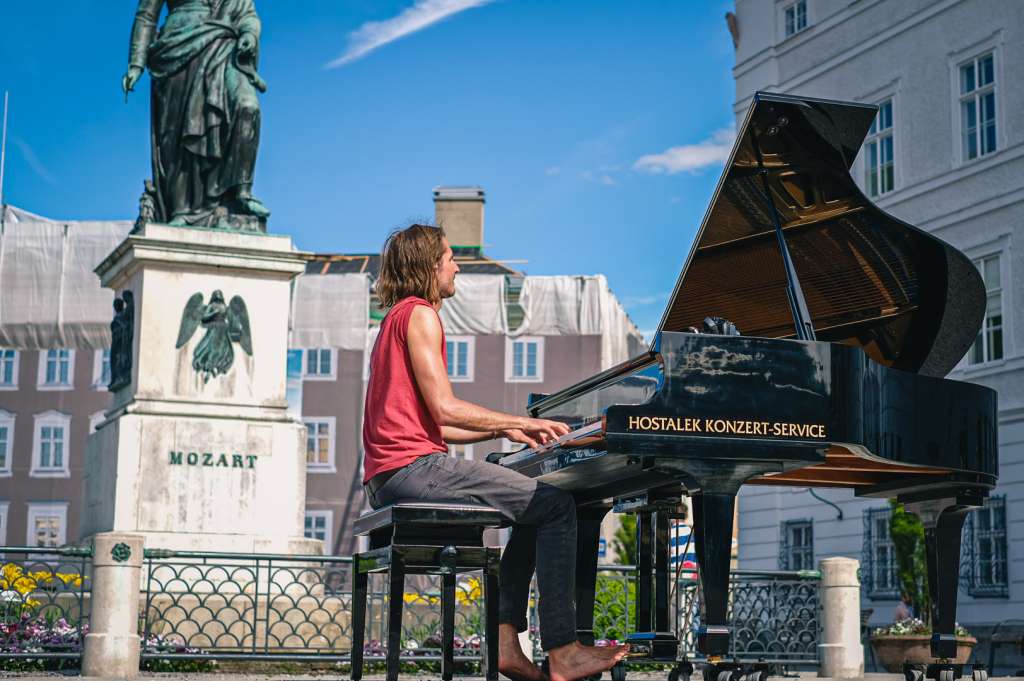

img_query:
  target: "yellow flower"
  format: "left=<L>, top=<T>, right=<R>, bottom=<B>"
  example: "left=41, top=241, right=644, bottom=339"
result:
left=0, top=563, right=86, bottom=599
left=456, top=577, right=481, bottom=605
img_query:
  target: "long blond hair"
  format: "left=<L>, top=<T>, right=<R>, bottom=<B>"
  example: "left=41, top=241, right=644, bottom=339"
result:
left=376, top=223, right=447, bottom=307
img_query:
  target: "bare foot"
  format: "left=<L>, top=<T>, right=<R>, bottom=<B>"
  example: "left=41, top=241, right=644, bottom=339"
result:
left=547, top=641, right=629, bottom=681
left=498, top=623, right=546, bottom=681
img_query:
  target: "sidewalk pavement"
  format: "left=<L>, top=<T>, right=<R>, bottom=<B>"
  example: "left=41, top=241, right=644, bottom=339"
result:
left=3, top=674, right=1023, bottom=681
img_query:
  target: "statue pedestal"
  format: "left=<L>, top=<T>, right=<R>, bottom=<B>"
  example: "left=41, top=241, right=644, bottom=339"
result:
left=81, top=224, right=321, bottom=555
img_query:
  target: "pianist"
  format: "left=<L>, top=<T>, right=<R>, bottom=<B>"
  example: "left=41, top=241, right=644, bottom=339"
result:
left=362, top=223, right=629, bottom=681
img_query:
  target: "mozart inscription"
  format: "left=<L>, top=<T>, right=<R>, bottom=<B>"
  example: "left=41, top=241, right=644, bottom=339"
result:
left=169, top=450, right=257, bottom=469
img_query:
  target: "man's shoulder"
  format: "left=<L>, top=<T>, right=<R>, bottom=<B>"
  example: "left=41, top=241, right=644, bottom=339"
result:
left=408, top=302, right=442, bottom=331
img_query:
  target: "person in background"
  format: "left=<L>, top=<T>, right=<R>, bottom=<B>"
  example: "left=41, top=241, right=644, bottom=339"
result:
left=894, top=591, right=915, bottom=622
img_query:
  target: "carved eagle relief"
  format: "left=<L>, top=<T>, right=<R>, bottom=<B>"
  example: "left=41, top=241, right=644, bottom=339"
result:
left=175, top=290, right=253, bottom=382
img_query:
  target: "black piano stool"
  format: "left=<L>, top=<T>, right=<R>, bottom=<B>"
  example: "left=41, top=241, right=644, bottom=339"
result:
left=350, top=500, right=508, bottom=681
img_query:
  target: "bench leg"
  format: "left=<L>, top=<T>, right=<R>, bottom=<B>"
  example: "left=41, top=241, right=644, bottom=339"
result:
left=483, top=550, right=500, bottom=681
left=442, top=570, right=456, bottom=681
left=386, top=552, right=406, bottom=681
left=350, top=566, right=368, bottom=681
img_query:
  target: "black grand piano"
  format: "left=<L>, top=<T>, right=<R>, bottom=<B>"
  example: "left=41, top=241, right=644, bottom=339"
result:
left=491, top=93, right=998, bottom=681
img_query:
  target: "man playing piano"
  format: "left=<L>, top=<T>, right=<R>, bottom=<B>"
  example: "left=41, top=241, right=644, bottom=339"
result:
left=362, top=223, right=629, bottom=681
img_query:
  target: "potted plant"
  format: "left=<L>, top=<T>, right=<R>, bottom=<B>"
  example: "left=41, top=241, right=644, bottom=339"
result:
left=868, top=501, right=976, bottom=671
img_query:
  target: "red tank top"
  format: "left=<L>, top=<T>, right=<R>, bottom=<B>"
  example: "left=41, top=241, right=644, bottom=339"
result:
left=362, top=296, right=447, bottom=483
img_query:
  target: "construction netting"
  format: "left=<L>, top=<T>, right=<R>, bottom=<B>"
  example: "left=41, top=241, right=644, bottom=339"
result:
left=0, top=204, right=643, bottom=369
left=0, top=205, right=370, bottom=351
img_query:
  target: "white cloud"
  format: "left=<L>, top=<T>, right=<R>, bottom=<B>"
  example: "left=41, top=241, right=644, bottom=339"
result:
left=13, top=137, right=57, bottom=185
left=326, top=0, right=494, bottom=68
left=621, top=293, right=667, bottom=309
left=580, top=169, right=618, bottom=186
left=633, top=126, right=736, bottom=175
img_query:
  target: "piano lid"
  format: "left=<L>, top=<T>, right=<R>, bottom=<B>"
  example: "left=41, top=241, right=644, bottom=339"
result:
left=656, top=92, right=985, bottom=377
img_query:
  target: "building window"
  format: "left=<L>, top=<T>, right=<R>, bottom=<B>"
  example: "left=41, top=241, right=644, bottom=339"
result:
left=304, top=510, right=333, bottom=547
left=862, top=507, right=899, bottom=599
left=304, top=417, right=336, bottom=472
left=0, top=410, right=14, bottom=477
left=864, top=99, right=895, bottom=197
left=967, top=254, right=1003, bottom=364
left=505, top=276, right=526, bottom=331
left=37, top=349, right=75, bottom=390
left=446, top=336, right=475, bottom=382
left=0, top=349, right=19, bottom=389
left=779, top=519, right=814, bottom=571
left=93, top=349, right=111, bottom=389
left=27, top=502, right=68, bottom=548
left=784, top=0, right=808, bottom=37
left=448, top=444, right=474, bottom=460
left=963, top=495, right=1008, bottom=598
left=31, top=411, right=71, bottom=478
left=959, top=52, right=996, bottom=161
left=303, top=348, right=336, bottom=380
left=506, top=336, right=544, bottom=383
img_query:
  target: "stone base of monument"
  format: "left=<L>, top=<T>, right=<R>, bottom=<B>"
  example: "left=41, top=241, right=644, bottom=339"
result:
left=81, top=223, right=319, bottom=556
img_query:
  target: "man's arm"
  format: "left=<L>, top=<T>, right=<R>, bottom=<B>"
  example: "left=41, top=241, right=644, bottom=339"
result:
left=442, top=426, right=498, bottom=445
left=408, top=305, right=568, bottom=445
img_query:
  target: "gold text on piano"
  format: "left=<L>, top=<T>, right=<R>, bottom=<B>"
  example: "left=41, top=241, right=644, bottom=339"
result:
left=626, top=416, right=826, bottom=439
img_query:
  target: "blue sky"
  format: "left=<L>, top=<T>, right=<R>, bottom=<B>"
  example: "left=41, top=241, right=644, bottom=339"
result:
left=0, top=1, right=737, bottom=336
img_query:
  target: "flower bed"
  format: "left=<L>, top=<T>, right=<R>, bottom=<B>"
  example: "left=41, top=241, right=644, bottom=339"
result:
left=870, top=619, right=976, bottom=672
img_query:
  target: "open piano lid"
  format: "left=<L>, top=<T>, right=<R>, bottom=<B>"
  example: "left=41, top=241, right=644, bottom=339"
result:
left=655, top=92, right=985, bottom=378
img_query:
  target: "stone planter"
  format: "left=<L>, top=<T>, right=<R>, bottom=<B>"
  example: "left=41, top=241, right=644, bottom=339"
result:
left=870, top=635, right=977, bottom=672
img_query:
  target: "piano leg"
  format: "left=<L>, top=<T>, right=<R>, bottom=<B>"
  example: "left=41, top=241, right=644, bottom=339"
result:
left=903, top=496, right=977, bottom=681
left=636, top=510, right=654, bottom=633
left=691, top=491, right=735, bottom=659
left=575, top=503, right=611, bottom=646
left=655, top=512, right=671, bottom=633
left=634, top=510, right=671, bottom=634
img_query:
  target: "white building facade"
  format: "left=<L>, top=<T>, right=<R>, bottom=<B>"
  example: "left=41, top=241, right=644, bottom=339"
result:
left=730, top=0, right=1023, bottom=658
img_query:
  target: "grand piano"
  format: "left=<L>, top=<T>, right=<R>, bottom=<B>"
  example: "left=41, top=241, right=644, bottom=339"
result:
left=491, top=93, right=998, bottom=681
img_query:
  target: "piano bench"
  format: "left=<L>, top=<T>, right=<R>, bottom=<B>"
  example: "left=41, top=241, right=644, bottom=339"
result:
left=349, top=500, right=508, bottom=681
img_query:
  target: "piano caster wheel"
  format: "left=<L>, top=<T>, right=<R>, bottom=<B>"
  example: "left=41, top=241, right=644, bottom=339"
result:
left=903, top=664, right=925, bottom=681
left=611, top=662, right=627, bottom=681
left=938, top=670, right=957, bottom=681
left=745, top=670, right=768, bottom=681
left=703, top=663, right=743, bottom=681
left=972, top=669, right=988, bottom=681
left=668, top=660, right=695, bottom=681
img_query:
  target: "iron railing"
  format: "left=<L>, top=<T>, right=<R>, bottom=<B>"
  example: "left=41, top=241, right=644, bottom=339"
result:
left=2, top=545, right=821, bottom=669
left=140, top=548, right=488, bottom=663
left=0, top=546, right=92, bottom=661
left=579, top=565, right=820, bottom=666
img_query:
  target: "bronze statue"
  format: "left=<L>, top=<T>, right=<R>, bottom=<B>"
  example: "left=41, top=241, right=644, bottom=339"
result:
left=123, top=0, right=270, bottom=231
left=175, top=290, right=253, bottom=382
left=109, top=291, right=134, bottom=392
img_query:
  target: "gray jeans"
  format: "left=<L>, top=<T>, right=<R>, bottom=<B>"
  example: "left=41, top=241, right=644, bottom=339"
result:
left=365, top=453, right=579, bottom=651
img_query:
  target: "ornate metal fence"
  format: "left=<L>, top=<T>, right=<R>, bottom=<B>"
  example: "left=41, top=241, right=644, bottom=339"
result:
left=140, top=549, right=486, bottom=663
left=0, top=546, right=92, bottom=662
left=1, top=545, right=820, bottom=668
left=582, top=566, right=820, bottom=666
left=696, top=568, right=820, bottom=665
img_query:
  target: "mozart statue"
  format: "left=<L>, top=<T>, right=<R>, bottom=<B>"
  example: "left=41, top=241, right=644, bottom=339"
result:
left=123, top=0, right=270, bottom=231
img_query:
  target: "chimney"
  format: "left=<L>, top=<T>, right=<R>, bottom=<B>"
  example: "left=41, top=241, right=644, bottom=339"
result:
left=433, top=186, right=485, bottom=250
